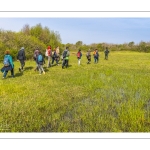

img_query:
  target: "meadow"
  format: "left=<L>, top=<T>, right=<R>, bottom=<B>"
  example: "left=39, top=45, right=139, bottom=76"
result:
left=0, top=51, right=150, bottom=132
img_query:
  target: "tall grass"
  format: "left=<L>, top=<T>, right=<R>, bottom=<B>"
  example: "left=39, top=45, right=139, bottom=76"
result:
left=0, top=51, right=150, bottom=132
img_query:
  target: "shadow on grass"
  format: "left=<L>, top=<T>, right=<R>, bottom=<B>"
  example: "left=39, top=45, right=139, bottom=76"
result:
left=14, top=72, right=23, bottom=78
left=25, top=66, right=34, bottom=70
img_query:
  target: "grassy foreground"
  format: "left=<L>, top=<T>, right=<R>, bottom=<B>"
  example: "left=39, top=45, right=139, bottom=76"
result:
left=1, top=51, right=150, bottom=132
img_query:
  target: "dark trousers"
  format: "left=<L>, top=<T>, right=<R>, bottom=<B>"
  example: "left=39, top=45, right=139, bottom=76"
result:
left=94, top=57, right=98, bottom=63
left=105, top=54, right=108, bottom=60
left=19, top=59, right=25, bottom=70
left=52, top=57, right=59, bottom=65
left=3, top=68, right=14, bottom=78
left=62, top=59, right=68, bottom=68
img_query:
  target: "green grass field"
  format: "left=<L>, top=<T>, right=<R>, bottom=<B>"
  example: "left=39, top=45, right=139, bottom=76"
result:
left=1, top=51, right=150, bottom=132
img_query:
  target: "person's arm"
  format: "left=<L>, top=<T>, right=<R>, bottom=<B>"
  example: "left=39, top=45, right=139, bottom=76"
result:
left=23, top=51, right=26, bottom=60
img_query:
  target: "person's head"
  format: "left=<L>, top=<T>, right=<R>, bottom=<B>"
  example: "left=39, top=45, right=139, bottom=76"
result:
left=106, top=47, right=108, bottom=50
left=47, top=46, right=51, bottom=49
left=37, top=51, right=41, bottom=54
left=21, top=47, right=24, bottom=50
left=79, top=49, right=81, bottom=52
left=5, top=50, right=10, bottom=55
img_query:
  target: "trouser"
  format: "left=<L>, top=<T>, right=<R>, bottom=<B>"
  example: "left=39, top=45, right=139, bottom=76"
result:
left=62, top=59, right=68, bottom=68
left=87, top=56, right=91, bottom=64
left=19, top=60, right=25, bottom=70
left=105, top=54, right=108, bottom=60
left=47, top=56, right=51, bottom=67
left=3, top=68, right=14, bottom=78
left=52, top=57, right=55, bottom=64
left=94, top=57, right=98, bottom=63
left=38, top=64, right=44, bottom=74
left=78, top=58, right=81, bottom=65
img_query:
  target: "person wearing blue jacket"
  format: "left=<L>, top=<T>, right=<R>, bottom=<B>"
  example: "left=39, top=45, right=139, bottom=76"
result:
left=36, top=51, right=45, bottom=75
left=1, top=50, right=14, bottom=78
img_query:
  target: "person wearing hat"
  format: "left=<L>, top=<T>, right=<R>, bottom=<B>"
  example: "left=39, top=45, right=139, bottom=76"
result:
left=17, top=47, right=26, bottom=72
left=1, top=50, right=14, bottom=78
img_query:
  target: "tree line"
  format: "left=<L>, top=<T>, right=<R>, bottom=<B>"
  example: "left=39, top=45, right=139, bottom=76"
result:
left=0, top=23, right=63, bottom=61
left=66, top=41, right=150, bottom=53
left=0, top=23, right=150, bottom=61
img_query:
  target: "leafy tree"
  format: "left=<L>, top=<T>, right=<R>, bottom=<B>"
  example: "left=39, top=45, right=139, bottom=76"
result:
left=75, top=41, right=83, bottom=49
left=128, top=41, right=135, bottom=48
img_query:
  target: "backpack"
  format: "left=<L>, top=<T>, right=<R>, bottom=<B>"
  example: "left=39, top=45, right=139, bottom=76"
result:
left=63, top=50, right=67, bottom=58
left=93, top=51, right=96, bottom=55
left=77, top=52, right=80, bottom=58
left=38, top=54, right=43, bottom=62
left=95, top=52, right=98, bottom=57
left=3, top=56, right=10, bottom=66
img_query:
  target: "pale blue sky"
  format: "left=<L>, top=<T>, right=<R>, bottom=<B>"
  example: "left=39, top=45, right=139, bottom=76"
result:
left=0, top=18, right=150, bottom=45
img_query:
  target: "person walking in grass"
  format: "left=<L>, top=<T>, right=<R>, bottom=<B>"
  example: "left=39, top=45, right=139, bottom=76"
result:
left=1, top=50, right=14, bottom=78
left=56, top=46, right=60, bottom=57
left=52, top=48, right=59, bottom=66
left=93, top=49, right=99, bottom=63
left=86, top=49, right=91, bottom=64
left=36, top=51, right=45, bottom=75
left=45, top=45, right=52, bottom=68
left=76, top=49, right=82, bottom=65
left=33, top=47, right=39, bottom=71
left=17, top=47, right=26, bottom=72
left=62, top=47, right=70, bottom=69
left=104, top=47, right=110, bottom=60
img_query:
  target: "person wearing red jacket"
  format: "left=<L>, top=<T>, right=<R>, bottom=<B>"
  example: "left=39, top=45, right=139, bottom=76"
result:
left=46, top=46, right=52, bottom=68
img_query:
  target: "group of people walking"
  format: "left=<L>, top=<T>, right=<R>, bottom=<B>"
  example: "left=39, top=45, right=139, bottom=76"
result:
left=76, top=47, right=110, bottom=65
left=0, top=46, right=109, bottom=79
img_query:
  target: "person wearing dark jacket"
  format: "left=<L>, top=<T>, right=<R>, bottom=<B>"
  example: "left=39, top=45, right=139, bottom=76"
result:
left=33, top=48, right=39, bottom=71
left=1, top=50, right=14, bottom=78
left=104, top=47, right=110, bottom=60
left=17, top=47, right=26, bottom=72
left=52, top=49, right=59, bottom=66
left=86, top=50, right=91, bottom=64
left=62, top=47, right=70, bottom=69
